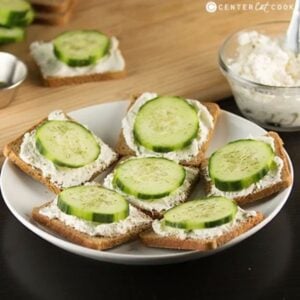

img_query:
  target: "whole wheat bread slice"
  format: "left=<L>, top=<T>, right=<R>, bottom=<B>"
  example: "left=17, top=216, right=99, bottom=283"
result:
left=34, top=0, right=76, bottom=25
left=3, top=113, right=118, bottom=194
left=32, top=202, right=152, bottom=250
left=140, top=211, right=264, bottom=251
left=42, top=70, right=126, bottom=87
left=200, top=131, right=292, bottom=206
left=115, top=96, right=220, bottom=167
left=29, top=0, right=73, bottom=13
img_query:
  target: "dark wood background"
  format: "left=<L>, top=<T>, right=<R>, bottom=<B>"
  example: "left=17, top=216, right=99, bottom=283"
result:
left=1, top=99, right=299, bottom=300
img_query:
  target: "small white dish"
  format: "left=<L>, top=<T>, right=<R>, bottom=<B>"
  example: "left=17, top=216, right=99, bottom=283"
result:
left=0, top=101, right=293, bottom=265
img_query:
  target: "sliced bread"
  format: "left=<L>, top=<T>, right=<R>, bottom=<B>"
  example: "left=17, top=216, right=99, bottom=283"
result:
left=32, top=202, right=152, bottom=250
left=3, top=112, right=118, bottom=194
left=140, top=211, right=264, bottom=251
left=115, top=95, right=220, bottom=167
left=200, top=131, right=292, bottom=205
left=103, top=157, right=200, bottom=219
left=29, top=0, right=73, bottom=13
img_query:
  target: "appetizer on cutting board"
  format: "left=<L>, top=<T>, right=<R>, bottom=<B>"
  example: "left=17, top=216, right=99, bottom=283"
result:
left=116, top=92, right=220, bottom=166
left=201, top=131, right=292, bottom=205
left=103, top=157, right=200, bottom=218
left=3, top=110, right=118, bottom=194
left=30, top=29, right=126, bottom=87
left=32, top=184, right=152, bottom=250
left=0, top=0, right=34, bottom=44
left=140, top=196, right=264, bottom=251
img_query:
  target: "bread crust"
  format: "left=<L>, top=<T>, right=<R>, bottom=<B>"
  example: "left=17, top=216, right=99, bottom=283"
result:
left=140, top=212, right=264, bottom=251
left=200, top=131, right=293, bottom=205
left=29, top=0, right=73, bottom=13
left=32, top=202, right=151, bottom=250
left=3, top=113, right=118, bottom=194
left=115, top=96, right=220, bottom=167
left=42, top=70, right=127, bottom=87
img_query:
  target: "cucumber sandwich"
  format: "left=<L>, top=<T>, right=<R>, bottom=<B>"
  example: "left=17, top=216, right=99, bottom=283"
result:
left=3, top=110, right=118, bottom=194
left=30, top=29, right=126, bottom=87
left=32, top=184, right=152, bottom=250
left=0, top=0, right=34, bottom=44
left=140, top=196, right=264, bottom=251
left=201, top=132, right=292, bottom=205
left=103, top=157, right=200, bottom=218
left=116, top=92, right=220, bottom=166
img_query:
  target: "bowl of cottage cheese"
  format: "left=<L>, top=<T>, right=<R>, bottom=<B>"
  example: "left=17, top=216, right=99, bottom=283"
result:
left=219, top=21, right=300, bottom=131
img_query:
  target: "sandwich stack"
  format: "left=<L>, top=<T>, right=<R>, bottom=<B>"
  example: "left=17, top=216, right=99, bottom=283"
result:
left=29, top=0, right=76, bottom=25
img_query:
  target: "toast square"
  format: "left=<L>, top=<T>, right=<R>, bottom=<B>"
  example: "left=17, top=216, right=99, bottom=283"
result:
left=200, top=131, right=292, bottom=205
left=140, top=211, right=264, bottom=251
left=115, top=95, right=220, bottom=167
left=103, top=158, right=200, bottom=219
left=32, top=202, right=152, bottom=251
left=30, top=35, right=126, bottom=87
left=42, top=70, right=127, bottom=87
left=34, top=0, right=76, bottom=26
left=3, top=112, right=118, bottom=194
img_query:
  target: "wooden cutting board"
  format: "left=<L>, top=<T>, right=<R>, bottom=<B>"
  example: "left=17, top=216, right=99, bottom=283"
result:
left=0, top=0, right=294, bottom=165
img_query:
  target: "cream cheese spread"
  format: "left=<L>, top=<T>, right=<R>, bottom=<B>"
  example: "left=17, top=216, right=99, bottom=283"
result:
left=152, top=207, right=257, bottom=240
left=30, top=37, right=125, bottom=78
left=229, top=31, right=300, bottom=87
left=19, top=110, right=117, bottom=188
left=103, top=163, right=199, bottom=213
left=227, top=31, right=300, bottom=127
left=122, top=92, right=214, bottom=162
left=40, top=198, right=152, bottom=238
left=204, top=136, right=283, bottom=199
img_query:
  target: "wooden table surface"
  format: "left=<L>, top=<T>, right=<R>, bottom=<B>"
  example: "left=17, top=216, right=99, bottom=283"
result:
left=0, top=0, right=294, bottom=165
left=1, top=98, right=299, bottom=300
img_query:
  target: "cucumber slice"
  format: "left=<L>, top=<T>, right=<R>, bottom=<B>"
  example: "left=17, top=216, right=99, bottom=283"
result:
left=35, top=120, right=100, bottom=168
left=113, top=157, right=186, bottom=200
left=53, top=30, right=110, bottom=67
left=209, top=139, right=275, bottom=191
left=57, top=185, right=129, bottom=223
left=0, top=0, right=31, bottom=27
left=15, top=8, right=34, bottom=26
left=133, top=96, right=199, bottom=152
left=0, top=26, right=24, bottom=44
left=164, top=196, right=237, bottom=230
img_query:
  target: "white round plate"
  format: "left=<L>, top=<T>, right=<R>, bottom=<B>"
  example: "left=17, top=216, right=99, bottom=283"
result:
left=1, top=101, right=293, bottom=265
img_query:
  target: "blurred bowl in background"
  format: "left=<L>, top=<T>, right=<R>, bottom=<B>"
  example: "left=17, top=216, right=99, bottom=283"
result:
left=0, top=52, right=27, bottom=109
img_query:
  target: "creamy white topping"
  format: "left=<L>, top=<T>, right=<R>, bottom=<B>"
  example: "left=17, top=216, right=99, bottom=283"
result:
left=122, top=92, right=214, bottom=161
left=204, top=136, right=283, bottom=198
left=19, top=110, right=117, bottom=188
left=152, top=207, right=257, bottom=240
left=103, top=163, right=199, bottom=213
left=227, top=31, right=300, bottom=127
left=229, top=31, right=300, bottom=87
left=40, top=199, right=152, bottom=237
left=30, top=37, right=125, bottom=78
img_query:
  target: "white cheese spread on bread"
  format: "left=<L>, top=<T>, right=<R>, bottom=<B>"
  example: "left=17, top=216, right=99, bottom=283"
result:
left=19, top=110, right=117, bottom=188
left=40, top=199, right=152, bottom=237
left=152, top=207, right=257, bottom=240
left=103, top=163, right=199, bottom=213
left=205, top=135, right=284, bottom=198
left=122, top=92, right=214, bottom=161
left=30, top=37, right=125, bottom=78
